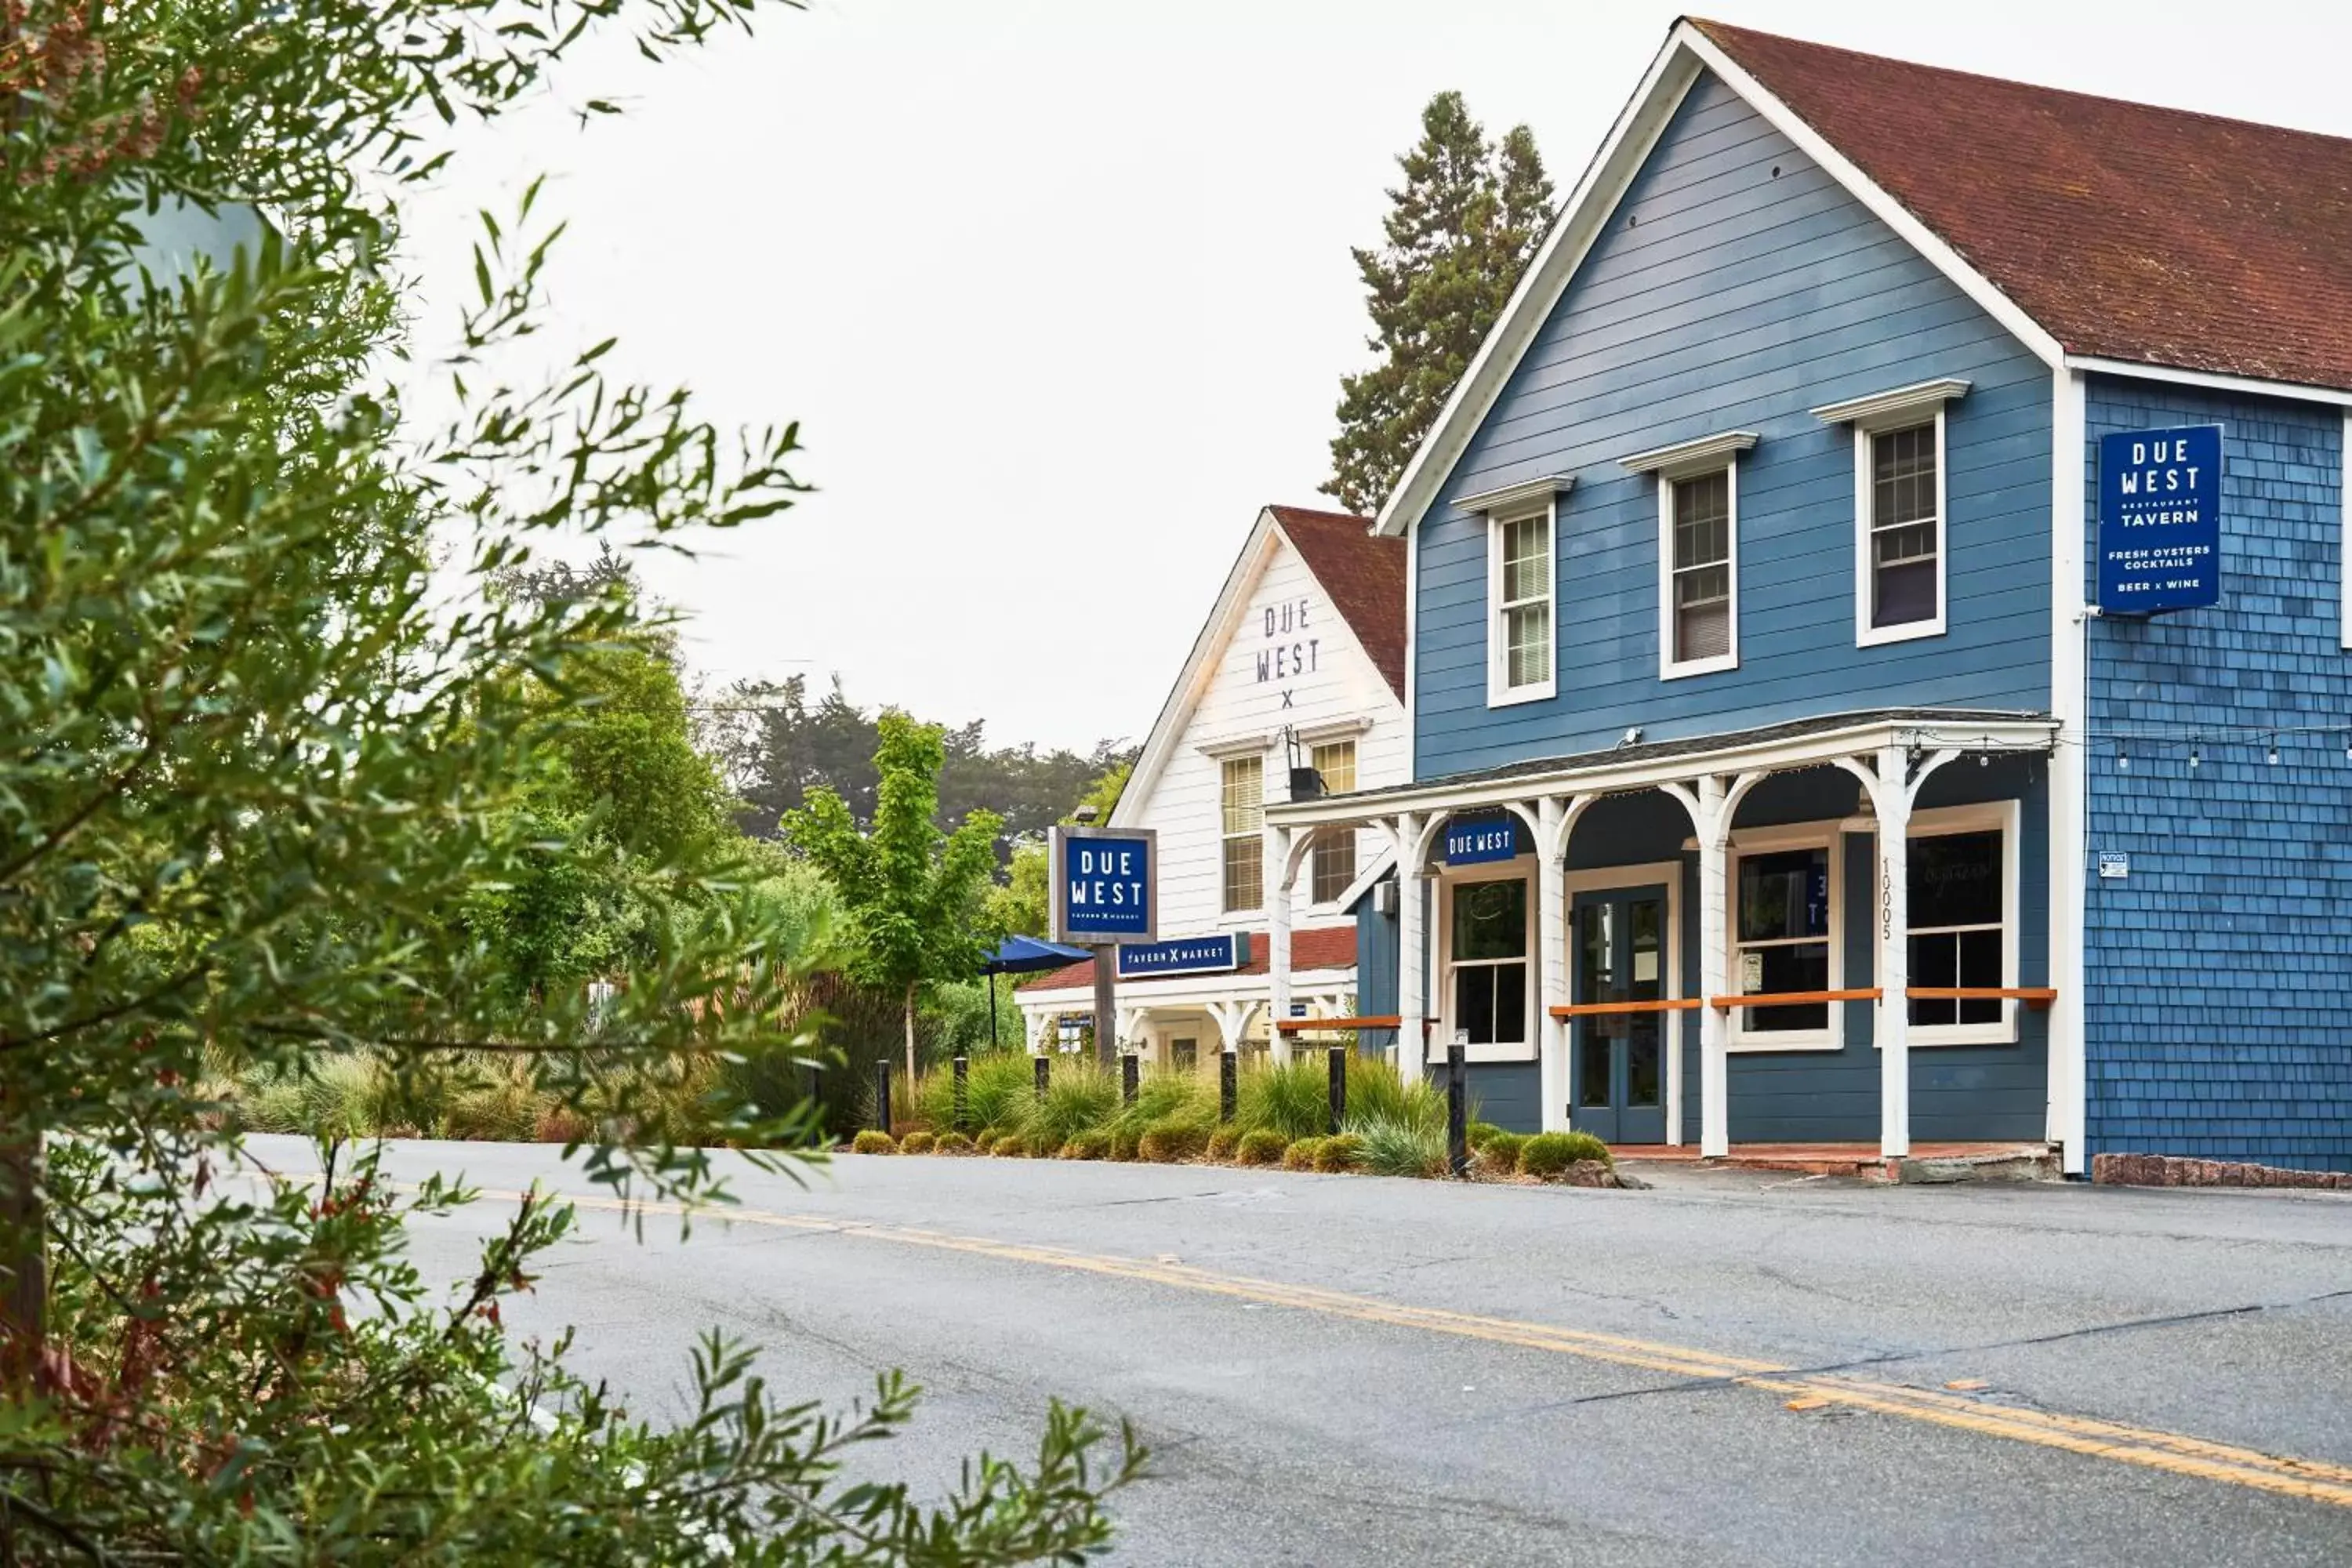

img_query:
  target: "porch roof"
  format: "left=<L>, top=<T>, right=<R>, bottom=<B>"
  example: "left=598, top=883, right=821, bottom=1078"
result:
left=1266, top=707, right=2056, bottom=826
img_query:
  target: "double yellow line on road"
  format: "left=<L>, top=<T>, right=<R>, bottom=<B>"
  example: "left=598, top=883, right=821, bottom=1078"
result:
left=485, top=1186, right=2352, bottom=1512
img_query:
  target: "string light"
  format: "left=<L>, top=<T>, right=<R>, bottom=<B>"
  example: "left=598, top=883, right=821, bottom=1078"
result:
left=2188, top=742, right=2201, bottom=770
left=2268, top=737, right=2281, bottom=766
left=2116, top=742, right=2130, bottom=772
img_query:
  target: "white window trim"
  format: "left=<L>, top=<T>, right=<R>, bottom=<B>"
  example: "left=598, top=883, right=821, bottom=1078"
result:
left=1436, top=858, right=1538, bottom=1064
left=1899, top=800, right=2022, bottom=1049
left=1486, top=502, right=1557, bottom=707
left=1217, top=753, right=1266, bottom=920
left=1656, top=464, right=1742, bottom=680
left=1852, top=408, right=1950, bottom=648
left=1305, top=739, right=1360, bottom=913
left=1726, top=825, right=1843, bottom=1054
left=1563, top=860, right=1686, bottom=1142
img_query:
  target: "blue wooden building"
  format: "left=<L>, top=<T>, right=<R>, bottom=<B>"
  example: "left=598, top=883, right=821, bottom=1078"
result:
left=1262, top=20, right=2352, bottom=1174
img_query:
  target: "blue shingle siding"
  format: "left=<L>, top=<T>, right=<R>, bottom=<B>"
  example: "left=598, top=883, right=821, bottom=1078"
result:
left=1413, top=71, right=2052, bottom=779
left=2082, top=378, right=2352, bottom=1171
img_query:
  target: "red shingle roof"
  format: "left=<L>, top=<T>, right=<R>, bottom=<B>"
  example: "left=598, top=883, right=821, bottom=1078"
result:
left=1014, top=925, right=1359, bottom=994
left=1694, top=19, right=2352, bottom=390
left=1265, top=506, right=1406, bottom=702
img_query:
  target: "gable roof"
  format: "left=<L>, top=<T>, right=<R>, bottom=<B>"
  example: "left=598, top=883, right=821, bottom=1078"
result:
left=1374, top=17, right=2352, bottom=536
left=1694, top=19, right=2352, bottom=395
left=1266, top=506, right=1406, bottom=701
left=1110, top=503, right=1403, bottom=831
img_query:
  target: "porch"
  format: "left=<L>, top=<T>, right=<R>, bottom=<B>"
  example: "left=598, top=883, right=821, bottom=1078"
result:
left=1261, top=708, right=2076, bottom=1167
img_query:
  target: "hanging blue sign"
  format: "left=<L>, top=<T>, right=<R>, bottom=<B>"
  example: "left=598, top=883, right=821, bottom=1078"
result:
left=1050, top=826, right=1157, bottom=944
left=1116, top=932, right=1250, bottom=979
left=1443, top=816, right=1521, bottom=866
left=2098, top=424, right=2223, bottom=614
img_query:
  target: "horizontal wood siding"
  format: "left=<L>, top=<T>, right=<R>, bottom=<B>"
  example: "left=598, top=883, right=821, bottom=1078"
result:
left=1414, top=71, right=2052, bottom=779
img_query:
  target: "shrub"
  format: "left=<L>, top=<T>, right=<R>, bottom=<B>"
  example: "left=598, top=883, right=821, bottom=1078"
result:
left=1314, top=1133, right=1367, bottom=1173
left=1107, top=1123, right=1143, bottom=1162
left=1030, top=1058, right=1123, bottom=1149
left=1343, top=1055, right=1449, bottom=1139
left=851, top=1130, right=897, bottom=1154
left=914, top=1051, right=1041, bottom=1138
left=1477, top=1130, right=1528, bottom=1174
left=1466, top=1120, right=1505, bottom=1151
left=1354, top=1114, right=1449, bottom=1178
left=934, top=1131, right=976, bottom=1155
left=1519, top=1131, right=1612, bottom=1178
left=1281, top=1136, right=1328, bottom=1171
left=1063, top=1129, right=1112, bottom=1160
left=1235, top=1058, right=1329, bottom=1142
left=1234, top=1128, right=1288, bottom=1166
left=1138, top=1120, right=1210, bottom=1163
left=990, top=1132, right=1034, bottom=1157
left=901, top=1131, right=936, bottom=1155
left=534, top=1104, right=594, bottom=1145
left=1205, top=1126, right=1242, bottom=1162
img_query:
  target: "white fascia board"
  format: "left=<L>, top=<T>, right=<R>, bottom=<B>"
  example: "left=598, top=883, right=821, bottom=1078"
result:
left=1678, top=25, right=2065, bottom=372
left=1372, top=38, right=1704, bottom=539
left=2063, top=355, right=2352, bottom=408
left=1453, top=474, right=1576, bottom=515
left=1810, top=377, right=1973, bottom=428
left=1110, top=510, right=1279, bottom=829
left=1620, top=429, right=1759, bottom=477
left=1265, top=714, right=2060, bottom=827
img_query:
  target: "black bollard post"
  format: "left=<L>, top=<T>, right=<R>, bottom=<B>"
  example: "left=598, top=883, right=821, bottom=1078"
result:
left=1034, top=1052, right=1051, bottom=1099
left=1219, top=1050, right=1237, bottom=1123
left=1446, top=1040, right=1468, bottom=1177
left=873, top=1058, right=893, bottom=1138
left=1328, top=1045, right=1347, bottom=1135
left=953, top=1054, right=969, bottom=1131
left=1121, top=1052, right=1139, bottom=1106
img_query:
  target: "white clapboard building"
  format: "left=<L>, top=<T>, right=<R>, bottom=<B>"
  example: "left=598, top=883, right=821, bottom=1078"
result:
left=1018, top=506, right=1407, bottom=1067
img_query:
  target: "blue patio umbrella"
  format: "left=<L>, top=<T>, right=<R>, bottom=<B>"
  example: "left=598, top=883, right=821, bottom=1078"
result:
left=981, top=935, right=1092, bottom=1050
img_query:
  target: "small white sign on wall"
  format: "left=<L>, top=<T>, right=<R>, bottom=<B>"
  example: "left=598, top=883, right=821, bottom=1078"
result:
left=1741, top=952, right=1765, bottom=990
left=2098, top=851, right=2130, bottom=880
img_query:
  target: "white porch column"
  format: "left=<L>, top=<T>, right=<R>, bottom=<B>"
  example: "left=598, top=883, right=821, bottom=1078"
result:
left=1875, top=746, right=1915, bottom=1159
left=1395, top=811, right=1425, bottom=1080
left=1266, top=822, right=1294, bottom=1064
left=1537, top=797, right=1570, bottom=1133
left=1692, top=775, right=1733, bottom=1158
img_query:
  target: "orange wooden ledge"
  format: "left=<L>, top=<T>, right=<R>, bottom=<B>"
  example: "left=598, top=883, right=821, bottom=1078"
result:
left=1705, top=988, right=1882, bottom=1010
left=1906, top=985, right=2058, bottom=1011
left=1548, top=998, right=1704, bottom=1018
left=1274, top=1014, right=1400, bottom=1034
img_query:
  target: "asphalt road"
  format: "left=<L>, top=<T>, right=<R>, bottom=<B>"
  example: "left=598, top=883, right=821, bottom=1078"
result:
left=248, top=1136, right=2352, bottom=1566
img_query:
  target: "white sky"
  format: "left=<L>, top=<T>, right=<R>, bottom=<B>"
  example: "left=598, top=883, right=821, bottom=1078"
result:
left=402, top=0, right=2352, bottom=753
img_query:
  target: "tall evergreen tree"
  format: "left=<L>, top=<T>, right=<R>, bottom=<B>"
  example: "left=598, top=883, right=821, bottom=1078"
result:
left=1324, top=93, right=1556, bottom=515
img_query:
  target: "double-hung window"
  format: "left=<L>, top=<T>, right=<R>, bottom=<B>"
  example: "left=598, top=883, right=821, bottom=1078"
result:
left=1811, top=378, right=1969, bottom=647
left=1308, top=739, right=1357, bottom=904
left=1447, top=877, right=1530, bottom=1051
left=1219, top=754, right=1263, bottom=913
left=1730, top=841, right=1835, bottom=1047
left=1491, top=508, right=1554, bottom=702
left=1621, top=430, right=1755, bottom=679
left=1905, top=803, right=2020, bottom=1045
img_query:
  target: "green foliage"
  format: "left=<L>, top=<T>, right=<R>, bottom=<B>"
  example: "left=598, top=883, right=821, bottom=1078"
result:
left=1236, top=1058, right=1332, bottom=1142
left=1030, top=1058, right=1122, bottom=1149
left=934, top=1131, right=976, bottom=1156
left=1107, top=1123, right=1144, bottom=1162
left=782, top=713, right=1006, bottom=1083
left=1112, top=1069, right=1216, bottom=1138
left=987, top=837, right=1052, bottom=938
left=1354, top=1115, right=1451, bottom=1178
left=1062, top=1129, right=1112, bottom=1161
left=1326, top=93, right=1556, bottom=514
left=1281, top=1136, right=1329, bottom=1171
left=1206, top=1126, right=1243, bottom=1162
left=914, top=1051, right=1040, bottom=1138
left=1345, top=1055, right=1448, bottom=1138
left=1518, top=1131, right=1613, bottom=1178
left=1315, top=1133, right=1368, bottom=1173
left=1478, top=1131, right=1529, bottom=1174
left=901, top=1131, right=935, bottom=1154
left=1466, top=1120, right=1505, bottom=1150
left=1235, top=1129, right=1290, bottom=1167
left=852, top=1130, right=898, bottom=1155
left=0, top=0, right=1139, bottom=1556
left=1137, top=1120, right=1210, bottom=1163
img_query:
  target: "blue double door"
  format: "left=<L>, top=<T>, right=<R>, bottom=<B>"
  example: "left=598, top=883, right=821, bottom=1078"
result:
left=1570, top=884, right=1668, bottom=1146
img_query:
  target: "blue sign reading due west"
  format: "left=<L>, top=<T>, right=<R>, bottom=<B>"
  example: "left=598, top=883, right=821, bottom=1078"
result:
left=1054, top=830, right=1154, bottom=942
left=1443, top=817, right=1521, bottom=866
left=2098, top=424, right=2223, bottom=614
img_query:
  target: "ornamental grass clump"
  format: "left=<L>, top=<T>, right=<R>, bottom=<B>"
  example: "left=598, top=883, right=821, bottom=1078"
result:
left=1281, top=1136, right=1328, bottom=1171
left=1475, top=1130, right=1528, bottom=1174
left=901, top=1131, right=936, bottom=1155
left=1136, top=1120, right=1209, bottom=1163
left=1354, top=1114, right=1449, bottom=1178
left=1235, top=1128, right=1289, bottom=1167
left=851, top=1130, right=897, bottom=1154
left=1236, top=1058, right=1328, bottom=1142
left=1032, top=1059, right=1122, bottom=1150
left=1345, top=1055, right=1448, bottom=1138
left=1063, top=1130, right=1112, bottom=1161
left=1518, top=1131, right=1613, bottom=1178
left=933, top=1131, right=976, bottom=1156
left=1205, top=1126, right=1242, bottom=1162
left=1107, top=1124, right=1144, bottom=1162
left=1313, top=1133, right=1367, bottom=1173
left=915, top=1051, right=1040, bottom=1138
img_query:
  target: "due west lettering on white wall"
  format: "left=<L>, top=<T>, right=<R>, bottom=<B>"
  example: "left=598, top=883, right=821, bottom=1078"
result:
left=1252, top=596, right=1320, bottom=699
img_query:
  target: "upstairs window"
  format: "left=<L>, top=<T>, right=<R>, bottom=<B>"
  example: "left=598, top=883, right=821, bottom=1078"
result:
left=1308, top=739, right=1358, bottom=904
left=1219, top=754, right=1263, bottom=913
left=1488, top=506, right=1555, bottom=705
left=1668, top=470, right=1734, bottom=669
left=1867, top=421, right=1942, bottom=634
